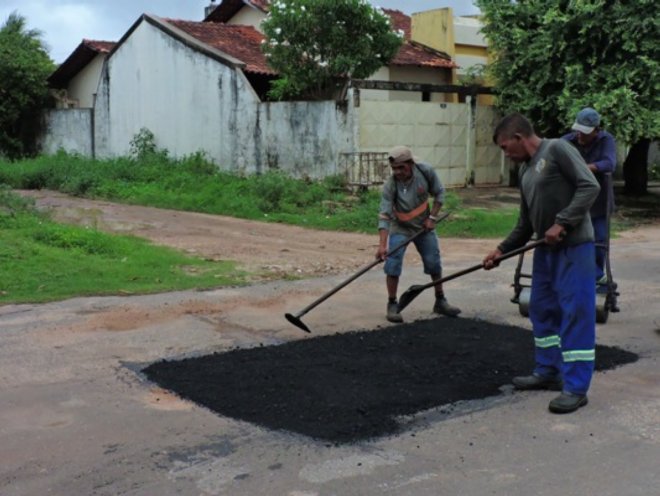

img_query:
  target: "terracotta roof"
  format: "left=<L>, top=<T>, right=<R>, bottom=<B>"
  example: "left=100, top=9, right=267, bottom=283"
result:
left=167, top=19, right=274, bottom=75
left=204, top=0, right=269, bottom=23
left=203, top=3, right=454, bottom=70
left=83, top=39, right=115, bottom=53
left=382, top=9, right=455, bottom=68
left=48, top=39, right=116, bottom=88
left=383, top=8, right=411, bottom=40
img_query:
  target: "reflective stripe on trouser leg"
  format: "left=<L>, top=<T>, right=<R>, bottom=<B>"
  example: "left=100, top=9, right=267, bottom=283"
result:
left=530, top=243, right=596, bottom=395
left=529, top=247, right=562, bottom=379
left=556, top=242, right=596, bottom=395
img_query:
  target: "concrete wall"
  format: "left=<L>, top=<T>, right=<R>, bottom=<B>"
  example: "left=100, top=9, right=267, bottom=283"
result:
left=254, top=100, right=355, bottom=178
left=40, top=109, right=93, bottom=156
left=356, top=97, right=502, bottom=187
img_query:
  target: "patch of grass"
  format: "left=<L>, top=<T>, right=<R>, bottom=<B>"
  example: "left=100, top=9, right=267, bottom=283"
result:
left=0, top=188, right=245, bottom=304
left=0, top=152, right=519, bottom=238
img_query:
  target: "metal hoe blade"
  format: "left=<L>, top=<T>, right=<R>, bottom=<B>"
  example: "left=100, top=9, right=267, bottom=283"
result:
left=397, top=239, right=547, bottom=313
left=285, top=312, right=311, bottom=333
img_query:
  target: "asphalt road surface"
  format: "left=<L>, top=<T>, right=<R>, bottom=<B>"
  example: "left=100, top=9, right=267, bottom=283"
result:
left=1, top=191, right=659, bottom=496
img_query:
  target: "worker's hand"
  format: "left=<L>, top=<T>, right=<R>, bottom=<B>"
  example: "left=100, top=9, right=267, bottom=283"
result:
left=483, top=249, right=503, bottom=270
left=423, top=217, right=436, bottom=231
left=376, top=245, right=388, bottom=261
left=545, top=223, right=566, bottom=245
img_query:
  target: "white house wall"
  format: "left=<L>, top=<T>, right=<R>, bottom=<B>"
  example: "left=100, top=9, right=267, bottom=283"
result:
left=93, top=18, right=356, bottom=177
left=94, top=19, right=260, bottom=170
left=227, top=7, right=264, bottom=29
left=67, top=54, right=105, bottom=108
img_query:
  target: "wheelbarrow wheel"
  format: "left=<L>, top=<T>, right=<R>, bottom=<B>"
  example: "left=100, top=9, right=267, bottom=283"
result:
left=596, top=294, right=609, bottom=324
left=518, top=287, right=531, bottom=317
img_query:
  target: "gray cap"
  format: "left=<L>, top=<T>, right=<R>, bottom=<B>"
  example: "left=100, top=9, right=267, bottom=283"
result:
left=388, top=145, right=415, bottom=165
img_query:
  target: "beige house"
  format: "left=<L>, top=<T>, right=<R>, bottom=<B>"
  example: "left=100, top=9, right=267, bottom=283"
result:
left=411, top=8, right=493, bottom=105
left=47, top=40, right=115, bottom=109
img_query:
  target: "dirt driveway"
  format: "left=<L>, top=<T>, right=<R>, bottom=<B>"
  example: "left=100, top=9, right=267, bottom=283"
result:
left=19, top=189, right=518, bottom=280
left=2, top=189, right=659, bottom=496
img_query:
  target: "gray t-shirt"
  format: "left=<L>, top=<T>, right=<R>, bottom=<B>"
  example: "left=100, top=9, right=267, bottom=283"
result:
left=378, top=162, right=444, bottom=236
left=499, top=139, right=600, bottom=253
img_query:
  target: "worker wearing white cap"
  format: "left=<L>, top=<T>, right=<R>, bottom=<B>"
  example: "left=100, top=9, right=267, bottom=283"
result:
left=562, top=107, right=617, bottom=287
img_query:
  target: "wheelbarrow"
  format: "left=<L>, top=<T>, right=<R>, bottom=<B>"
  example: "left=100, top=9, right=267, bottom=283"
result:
left=511, top=173, right=620, bottom=324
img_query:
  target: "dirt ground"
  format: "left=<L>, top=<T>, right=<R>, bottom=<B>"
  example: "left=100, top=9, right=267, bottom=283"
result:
left=19, top=187, right=524, bottom=280
left=2, top=187, right=659, bottom=496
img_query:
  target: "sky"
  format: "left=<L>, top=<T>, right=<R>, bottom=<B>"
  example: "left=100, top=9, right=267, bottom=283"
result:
left=0, top=1, right=480, bottom=63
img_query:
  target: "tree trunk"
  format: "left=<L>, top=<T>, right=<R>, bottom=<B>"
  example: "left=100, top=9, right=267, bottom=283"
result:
left=623, top=138, right=651, bottom=195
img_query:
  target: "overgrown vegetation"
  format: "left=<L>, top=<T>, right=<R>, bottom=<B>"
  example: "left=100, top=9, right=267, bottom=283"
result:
left=0, top=150, right=520, bottom=236
left=3, top=147, right=655, bottom=304
left=0, top=12, right=55, bottom=158
left=0, top=186, right=246, bottom=304
left=477, top=0, right=659, bottom=194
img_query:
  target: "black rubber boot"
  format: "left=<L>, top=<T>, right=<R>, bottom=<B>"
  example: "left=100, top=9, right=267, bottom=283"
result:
left=433, top=296, right=461, bottom=317
left=512, top=373, right=563, bottom=391
left=548, top=392, right=588, bottom=414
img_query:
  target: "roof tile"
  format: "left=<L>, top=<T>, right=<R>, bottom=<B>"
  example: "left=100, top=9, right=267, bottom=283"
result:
left=167, top=20, right=274, bottom=75
left=48, top=39, right=116, bottom=87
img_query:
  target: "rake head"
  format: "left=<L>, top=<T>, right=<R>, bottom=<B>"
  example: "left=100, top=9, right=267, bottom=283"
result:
left=285, top=313, right=311, bottom=333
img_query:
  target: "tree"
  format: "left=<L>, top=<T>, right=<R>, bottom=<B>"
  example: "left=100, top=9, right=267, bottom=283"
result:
left=476, top=0, right=660, bottom=194
left=0, top=12, right=54, bottom=159
left=261, top=0, right=403, bottom=101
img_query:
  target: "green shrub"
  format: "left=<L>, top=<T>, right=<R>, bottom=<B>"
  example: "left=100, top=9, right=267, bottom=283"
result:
left=31, top=224, right=119, bottom=255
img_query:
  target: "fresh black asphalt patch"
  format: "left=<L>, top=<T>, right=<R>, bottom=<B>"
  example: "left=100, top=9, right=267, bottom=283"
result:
left=143, top=318, right=638, bottom=443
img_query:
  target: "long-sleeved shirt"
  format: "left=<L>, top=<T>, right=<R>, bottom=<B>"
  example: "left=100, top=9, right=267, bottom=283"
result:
left=378, top=161, right=444, bottom=236
left=561, top=130, right=617, bottom=217
left=499, top=139, right=600, bottom=254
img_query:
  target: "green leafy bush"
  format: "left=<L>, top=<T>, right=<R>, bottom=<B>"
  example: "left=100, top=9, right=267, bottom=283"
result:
left=261, top=0, right=403, bottom=100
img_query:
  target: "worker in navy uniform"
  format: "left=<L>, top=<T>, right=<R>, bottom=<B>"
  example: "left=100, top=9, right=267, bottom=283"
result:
left=562, top=107, right=617, bottom=289
left=484, top=114, right=600, bottom=414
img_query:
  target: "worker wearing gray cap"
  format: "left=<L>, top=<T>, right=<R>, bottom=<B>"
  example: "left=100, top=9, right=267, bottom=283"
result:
left=377, top=145, right=460, bottom=323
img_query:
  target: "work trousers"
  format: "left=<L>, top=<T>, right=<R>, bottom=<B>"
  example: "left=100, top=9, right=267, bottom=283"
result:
left=529, top=242, right=596, bottom=395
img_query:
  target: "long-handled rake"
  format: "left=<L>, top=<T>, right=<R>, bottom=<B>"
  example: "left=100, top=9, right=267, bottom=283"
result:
left=285, top=212, right=450, bottom=333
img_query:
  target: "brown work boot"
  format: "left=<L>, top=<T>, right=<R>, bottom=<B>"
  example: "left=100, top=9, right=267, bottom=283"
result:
left=433, top=296, right=461, bottom=317
left=386, top=301, right=403, bottom=323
